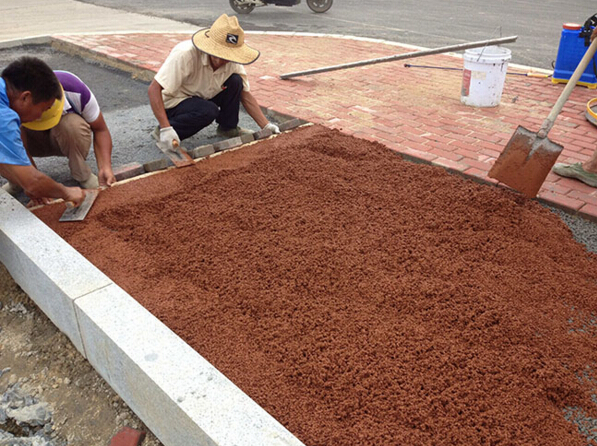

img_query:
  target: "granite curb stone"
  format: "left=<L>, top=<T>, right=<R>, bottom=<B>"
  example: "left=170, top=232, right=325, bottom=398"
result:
left=253, top=128, right=273, bottom=140
left=0, top=189, right=114, bottom=356
left=74, top=283, right=306, bottom=446
left=142, top=159, right=169, bottom=173
left=189, top=145, right=215, bottom=159
left=114, top=163, right=145, bottom=182
left=214, top=137, right=243, bottom=153
left=279, top=118, right=306, bottom=132
left=240, top=133, right=255, bottom=144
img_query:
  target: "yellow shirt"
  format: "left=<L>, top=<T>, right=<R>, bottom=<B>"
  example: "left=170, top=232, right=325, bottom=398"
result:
left=154, top=40, right=250, bottom=109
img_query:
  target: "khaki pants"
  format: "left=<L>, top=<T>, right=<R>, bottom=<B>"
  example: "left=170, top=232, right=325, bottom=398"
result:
left=23, top=113, right=92, bottom=182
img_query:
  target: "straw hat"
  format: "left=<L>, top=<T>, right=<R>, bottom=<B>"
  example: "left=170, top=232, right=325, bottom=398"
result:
left=22, top=86, right=65, bottom=131
left=192, top=14, right=260, bottom=65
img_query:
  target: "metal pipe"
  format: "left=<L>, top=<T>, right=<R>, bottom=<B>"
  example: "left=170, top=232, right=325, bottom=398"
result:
left=280, top=35, right=518, bottom=80
left=404, top=63, right=551, bottom=77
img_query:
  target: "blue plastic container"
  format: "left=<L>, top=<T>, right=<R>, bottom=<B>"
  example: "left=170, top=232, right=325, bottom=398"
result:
left=552, top=23, right=597, bottom=88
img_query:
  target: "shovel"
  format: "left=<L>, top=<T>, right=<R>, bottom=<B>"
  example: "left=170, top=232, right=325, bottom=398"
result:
left=488, top=38, right=597, bottom=197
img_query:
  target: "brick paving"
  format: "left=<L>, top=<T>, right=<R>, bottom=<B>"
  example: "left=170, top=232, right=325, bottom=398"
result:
left=54, top=32, right=597, bottom=220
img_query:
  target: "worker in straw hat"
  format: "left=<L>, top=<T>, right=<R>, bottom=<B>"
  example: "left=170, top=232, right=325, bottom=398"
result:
left=0, top=57, right=85, bottom=207
left=148, top=13, right=280, bottom=149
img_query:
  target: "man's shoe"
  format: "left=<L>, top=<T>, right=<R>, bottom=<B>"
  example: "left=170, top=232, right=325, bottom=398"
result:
left=79, top=173, right=99, bottom=189
left=150, top=125, right=160, bottom=141
left=1, top=181, right=23, bottom=196
left=216, top=125, right=253, bottom=138
left=552, top=162, right=597, bottom=187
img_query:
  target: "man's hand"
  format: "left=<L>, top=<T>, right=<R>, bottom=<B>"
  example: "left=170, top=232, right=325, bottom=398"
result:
left=98, top=168, right=116, bottom=187
left=89, top=112, right=116, bottom=188
left=263, top=122, right=280, bottom=134
left=0, top=164, right=86, bottom=207
left=592, top=27, right=597, bottom=42
left=25, top=186, right=84, bottom=208
left=159, top=126, right=181, bottom=150
left=63, top=187, right=86, bottom=208
left=26, top=197, right=53, bottom=208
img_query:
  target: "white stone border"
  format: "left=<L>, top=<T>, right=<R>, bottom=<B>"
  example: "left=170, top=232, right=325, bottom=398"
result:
left=0, top=188, right=305, bottom=446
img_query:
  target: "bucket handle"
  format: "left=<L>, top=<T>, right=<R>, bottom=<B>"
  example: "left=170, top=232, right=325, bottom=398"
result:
left=474, top=27, right=504, bottom=62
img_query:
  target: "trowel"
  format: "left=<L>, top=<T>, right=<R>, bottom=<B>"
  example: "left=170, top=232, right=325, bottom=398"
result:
left=156, top=140, right=194, bottom=168
left=59, top=189, right=99, bottom=222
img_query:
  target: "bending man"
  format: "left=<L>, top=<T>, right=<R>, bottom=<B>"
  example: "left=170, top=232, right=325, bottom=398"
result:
left=148, top=13, right=280, bottom=150
left=14, top=70, right=116, bottom=192
left=0, top=57, right=85, bottom=207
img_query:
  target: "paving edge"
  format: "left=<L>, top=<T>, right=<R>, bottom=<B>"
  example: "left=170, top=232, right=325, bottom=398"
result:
left=393, top=148, right=597, bottom=223
left=0, top=189, right=306, bottom=446
left=50, top=38, right=157, bottom=83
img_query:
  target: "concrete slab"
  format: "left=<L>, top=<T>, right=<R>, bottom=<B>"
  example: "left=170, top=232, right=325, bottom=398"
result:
left=0, top=189, right=112, bottom=354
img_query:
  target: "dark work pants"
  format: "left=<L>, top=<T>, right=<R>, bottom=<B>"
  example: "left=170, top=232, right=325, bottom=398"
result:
left=165, top=73, right=243, bottom=140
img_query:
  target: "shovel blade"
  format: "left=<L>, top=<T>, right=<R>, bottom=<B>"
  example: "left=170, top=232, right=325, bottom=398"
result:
left=59, top=189, right=99, bottom=222
left=488, top=126, right=563, bottom=198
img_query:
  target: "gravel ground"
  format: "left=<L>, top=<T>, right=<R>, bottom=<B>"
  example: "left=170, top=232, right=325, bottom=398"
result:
left=0, top=263, right=163, bottom=446
left=0, top=45, right=275, bottom=196
left=547, top=206, right=597, bottom=254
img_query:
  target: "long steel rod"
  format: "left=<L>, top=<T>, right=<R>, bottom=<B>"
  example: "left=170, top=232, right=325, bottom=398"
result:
left=280, top=35, right=518, bottom=80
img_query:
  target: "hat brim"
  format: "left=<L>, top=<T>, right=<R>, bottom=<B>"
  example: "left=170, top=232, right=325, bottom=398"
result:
left=22, top=88, right=65, bottom=131
left=192, top=28, right=260, bottom=65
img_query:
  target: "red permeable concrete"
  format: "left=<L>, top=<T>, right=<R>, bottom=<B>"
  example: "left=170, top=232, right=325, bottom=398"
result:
left=35, top=125, right=597, bottom=446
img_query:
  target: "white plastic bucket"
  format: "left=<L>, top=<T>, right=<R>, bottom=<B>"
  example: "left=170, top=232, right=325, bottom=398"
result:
left=461, top=45, right=512, bottom=107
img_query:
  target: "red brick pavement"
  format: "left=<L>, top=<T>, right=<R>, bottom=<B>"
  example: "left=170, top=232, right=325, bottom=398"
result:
left=54, top=32, right=597, bottom=220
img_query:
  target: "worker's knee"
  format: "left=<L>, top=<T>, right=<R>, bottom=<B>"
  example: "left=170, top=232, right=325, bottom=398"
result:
left=179, top=100, right=219, bottom=124
left=51, top=113, right=92, bottom=158
left=202, top=101, right=220, bottom=121
left=224, top=74, right=243, bottom=93
left=167, top=98, right=220, bottom=140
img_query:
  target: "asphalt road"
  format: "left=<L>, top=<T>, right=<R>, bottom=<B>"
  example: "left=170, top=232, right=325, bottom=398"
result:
left=77, top=0, right=595, bottom=70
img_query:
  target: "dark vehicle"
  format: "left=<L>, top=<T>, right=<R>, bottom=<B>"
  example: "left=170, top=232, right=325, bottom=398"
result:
left=229, top=0, right=333, bottom=14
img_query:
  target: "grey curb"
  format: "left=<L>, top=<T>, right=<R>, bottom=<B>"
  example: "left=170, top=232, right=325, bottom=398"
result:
left=114, top=162, right=145, bottom=181
left=214, top=136, right=243, bottom=152
left=253, top=128, right=273, bottom=140
left=143, top=159, right=169, bottom=173
left=189, top=145, right=215, bottom=159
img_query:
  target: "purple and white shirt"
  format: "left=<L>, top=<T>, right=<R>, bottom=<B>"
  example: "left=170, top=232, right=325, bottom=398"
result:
left=55, top=71, right=101, bottom=123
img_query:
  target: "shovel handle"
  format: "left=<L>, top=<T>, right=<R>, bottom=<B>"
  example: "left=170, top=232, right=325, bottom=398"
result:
left=538, top=38, right=597, bottom=138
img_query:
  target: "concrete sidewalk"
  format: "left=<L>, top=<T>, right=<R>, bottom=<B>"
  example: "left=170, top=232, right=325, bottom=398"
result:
left=0, top=0, right=194, bottom=44
left=2, top=1, right=597, bottom=220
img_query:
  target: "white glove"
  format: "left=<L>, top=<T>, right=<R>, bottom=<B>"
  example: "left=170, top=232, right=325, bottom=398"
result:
left=264, top=122, right=280, bottom=134
left=159, top=126, right=181, bottom=150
